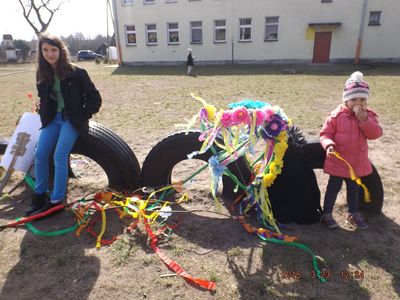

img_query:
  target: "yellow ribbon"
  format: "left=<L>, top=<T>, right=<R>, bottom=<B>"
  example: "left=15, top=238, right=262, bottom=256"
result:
left=96, top=208, right=107, bottom=249
left=331, top=151, right=371, bottom=203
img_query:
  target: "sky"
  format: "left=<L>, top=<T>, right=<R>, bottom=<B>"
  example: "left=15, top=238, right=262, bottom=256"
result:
left=0, top=0, right=114, bottom=41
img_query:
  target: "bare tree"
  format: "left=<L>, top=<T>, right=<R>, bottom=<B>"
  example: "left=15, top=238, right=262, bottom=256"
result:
left=17, top=0, right=66, bottom=37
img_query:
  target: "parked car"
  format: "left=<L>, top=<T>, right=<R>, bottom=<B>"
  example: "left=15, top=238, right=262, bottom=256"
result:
left=28, top=49, right=37, bottom=61
left=77, top=50, right=103, bottom=61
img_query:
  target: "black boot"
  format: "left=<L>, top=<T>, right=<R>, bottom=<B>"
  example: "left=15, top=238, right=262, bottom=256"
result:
left=25, top=192, right=49, bottom=216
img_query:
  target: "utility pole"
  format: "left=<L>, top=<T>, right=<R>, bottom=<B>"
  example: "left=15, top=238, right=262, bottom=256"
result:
left=106, top=0, right=110, bottom=46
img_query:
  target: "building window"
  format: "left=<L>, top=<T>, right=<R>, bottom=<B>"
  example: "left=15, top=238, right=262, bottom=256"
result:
left=265, top=16, right=279, bottom=41
left=214, top=19, right=226, bottom=43
left=143, top=0, right=155, bottom=4
left=125, top=25, right=136, bottom=45
left=368, top=11, right=382, bottom=26
left=321, top=0, right=332, bottom=3
left=167, top=23, right=179, bottom=44
left=122, top=0, right=133, bottom=5
left=239, top=18, right=252, bottom=42
left=190, top=21, right=203, bottom=44
left=145, top=24, right=158, bottom=45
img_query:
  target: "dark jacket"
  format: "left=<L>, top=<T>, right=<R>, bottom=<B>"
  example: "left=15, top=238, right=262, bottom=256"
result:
left=186, top=53, right=194, bottom=66
left=37, top=67, right=102, bottom=135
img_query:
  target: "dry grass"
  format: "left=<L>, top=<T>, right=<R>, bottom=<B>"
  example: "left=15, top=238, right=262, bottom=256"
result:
left=0, top=62, right=399, bottom=299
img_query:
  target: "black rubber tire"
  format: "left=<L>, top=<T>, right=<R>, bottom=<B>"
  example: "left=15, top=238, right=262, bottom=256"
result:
left=71, top=121, right=141, bottom=191
left=300, top=140, right=384, bottom=214
left=1, top=123, right=140, bottom=191
left=268, top=132, right=322, bottom=225
left=140, top=131, right=251, bottom=198
left=0, top=138, right=8, bottom=155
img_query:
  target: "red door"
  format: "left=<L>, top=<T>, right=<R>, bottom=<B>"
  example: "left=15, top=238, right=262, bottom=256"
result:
left=312, top=32, right=332, bottom=63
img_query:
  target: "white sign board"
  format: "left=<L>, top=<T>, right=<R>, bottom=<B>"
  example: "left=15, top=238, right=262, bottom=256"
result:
left=0, top=112, right=41, bottom=172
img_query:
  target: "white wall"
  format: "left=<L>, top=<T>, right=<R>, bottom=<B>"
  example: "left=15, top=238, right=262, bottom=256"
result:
left=112, top=0, right=400, bottom=64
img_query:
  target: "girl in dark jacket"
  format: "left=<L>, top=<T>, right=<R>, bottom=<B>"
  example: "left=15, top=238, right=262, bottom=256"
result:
left=26, top=33, right=102, bottom=216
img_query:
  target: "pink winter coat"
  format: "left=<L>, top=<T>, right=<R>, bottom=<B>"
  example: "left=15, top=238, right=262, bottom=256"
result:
left=320, top=103, right=382, bottom=178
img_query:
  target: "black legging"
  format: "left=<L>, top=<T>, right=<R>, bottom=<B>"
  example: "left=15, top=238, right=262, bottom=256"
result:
left=323, top=175, right=359, bottom=214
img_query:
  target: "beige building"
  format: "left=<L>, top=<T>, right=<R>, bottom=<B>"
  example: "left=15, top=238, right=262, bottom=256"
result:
left=111, top=0, right=400, bottom=65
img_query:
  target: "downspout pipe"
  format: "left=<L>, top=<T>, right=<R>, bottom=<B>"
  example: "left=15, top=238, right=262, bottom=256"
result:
left=355, top=0, right=368, bottom=64
left=111, top=0, right=123, bottom=66
left=231, top=1, right=234, bottom=64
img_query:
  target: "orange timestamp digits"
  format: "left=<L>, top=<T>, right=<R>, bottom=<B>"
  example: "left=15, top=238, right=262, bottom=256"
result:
left=311, top=270, right=332, bottom=279
left=279, top=270, right=302, bottom=280
left=340, top=270, right=364, bottom=280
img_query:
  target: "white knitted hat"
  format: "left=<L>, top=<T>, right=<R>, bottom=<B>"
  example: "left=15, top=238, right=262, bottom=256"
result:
left=342, top=71, right=369, bottom=102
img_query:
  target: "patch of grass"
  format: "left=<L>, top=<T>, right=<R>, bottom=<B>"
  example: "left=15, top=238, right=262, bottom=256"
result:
left=208, top=271, right=220, bottom=282
left=169, top=244, right=185, bottom=257
left=142, top=255, right=158, bottom=267
left=111, top=235, right=139, bottom=265
left=227, top=247, right=244, bottom=258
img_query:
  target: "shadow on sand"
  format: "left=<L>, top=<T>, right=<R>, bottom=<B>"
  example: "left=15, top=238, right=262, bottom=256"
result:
left=0, top=187, right=124, bottom=299
left=168, top=203, right=400, bottom=298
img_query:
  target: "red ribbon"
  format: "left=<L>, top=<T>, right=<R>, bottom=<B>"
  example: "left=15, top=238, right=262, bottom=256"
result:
left=143, top=217, right=216, bottom=291
left=0, top=204, right=65, bottom=229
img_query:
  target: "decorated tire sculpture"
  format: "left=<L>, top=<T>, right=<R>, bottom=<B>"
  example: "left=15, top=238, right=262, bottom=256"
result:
left=0, top=122, right=141, bottom=192
left=141, top=101, right=323, bottom=225
left=300, top=140, right=384, bottom=214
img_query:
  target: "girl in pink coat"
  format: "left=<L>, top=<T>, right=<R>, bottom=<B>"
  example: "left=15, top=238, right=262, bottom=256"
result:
left=320, top=71, right=382, bottom=229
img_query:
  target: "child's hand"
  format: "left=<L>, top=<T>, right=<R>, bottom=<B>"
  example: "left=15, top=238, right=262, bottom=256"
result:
left=353, top=105, right=368, bottom=122
left=327, top=145, right=335, bottom=156
left=33, top=101, right=40, bottom=113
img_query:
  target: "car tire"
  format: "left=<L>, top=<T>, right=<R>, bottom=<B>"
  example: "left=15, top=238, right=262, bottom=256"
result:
left=300, top=140, right=384, bottom=214
left=71, top=122, right=141, bottom=191
left=140, top=130, right=251, bottom=199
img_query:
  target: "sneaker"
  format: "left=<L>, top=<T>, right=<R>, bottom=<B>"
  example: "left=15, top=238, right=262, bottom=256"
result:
left=25, top=192, right=49, bottom=216
left=37, top=199, right=65, bottom=214
left=347, top=212, right=368, bottom=229
left=321, top=214, right=339, bottom=229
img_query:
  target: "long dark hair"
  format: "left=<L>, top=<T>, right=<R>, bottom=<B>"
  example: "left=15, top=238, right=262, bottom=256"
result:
left=36, top=33, right=75, bottom=85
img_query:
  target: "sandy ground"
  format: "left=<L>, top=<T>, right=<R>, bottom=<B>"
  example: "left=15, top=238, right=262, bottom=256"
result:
left=0, top=63, right=399, bottom=299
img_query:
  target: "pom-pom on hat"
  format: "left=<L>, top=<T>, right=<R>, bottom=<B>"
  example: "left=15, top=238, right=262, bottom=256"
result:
left=342, top=71, right=369, bottom=102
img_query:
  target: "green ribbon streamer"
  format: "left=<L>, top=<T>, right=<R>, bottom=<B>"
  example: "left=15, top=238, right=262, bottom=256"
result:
left=24, top=210, right=91, bottom=237
left=257, top=234, right=326, bottom=283
left=25, top=222, right=78, bottom=236
left=24, top=174, right=35, bottom=190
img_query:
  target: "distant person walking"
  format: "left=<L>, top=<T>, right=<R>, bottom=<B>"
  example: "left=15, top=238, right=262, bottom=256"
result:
left=186, top=48, right=194, bottom=76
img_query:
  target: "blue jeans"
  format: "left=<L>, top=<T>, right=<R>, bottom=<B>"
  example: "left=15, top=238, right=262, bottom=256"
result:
left=34, top=112, right=79, bottom=201
left=323, top=175, right=360, bottom=214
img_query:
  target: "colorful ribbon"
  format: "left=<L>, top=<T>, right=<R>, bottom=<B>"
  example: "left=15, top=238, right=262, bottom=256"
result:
left=331, top=151, right=371, bottom=203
